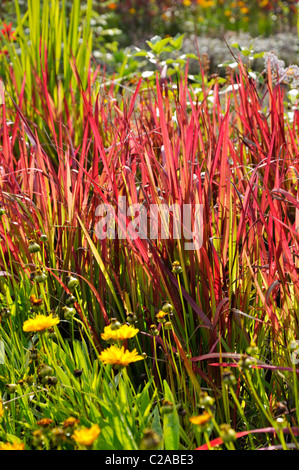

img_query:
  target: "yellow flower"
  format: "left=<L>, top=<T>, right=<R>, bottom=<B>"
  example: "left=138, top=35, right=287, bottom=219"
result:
left=129, top=7, right=136, bottom=14
left=23, top=313, right=60, bottom=333
left=240, top=7, right=249, bottom=14
left=98, top=345, right=144, bottom=367
left=189, top=411, right=211, bottom=426
left=72, top=424, right=101, bottom=447
left=0, top=399, right=4, bottom=418
left=0, top=441, right=25, bottom=450
left=183, top=0, right=192, bottom=6
left=197, top=0, right=215, bottom=7
left=101, top=324, right=139, bottom=342
left=156, top=310, right=168, bottom=322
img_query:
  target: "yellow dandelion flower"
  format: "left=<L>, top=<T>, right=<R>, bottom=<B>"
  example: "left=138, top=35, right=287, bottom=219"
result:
left=0, top=441, right=25, bottom=450
left=98, top=345, right=144, bottom=367
left=189, top=411, right=211, bottom=426
left=23, top=313, right=60, bottom=333
left=72, top=424, right=101, bottom=447
left=183, top=0, right=192, bottom=6
left=101, top=324, right=139, bottom=342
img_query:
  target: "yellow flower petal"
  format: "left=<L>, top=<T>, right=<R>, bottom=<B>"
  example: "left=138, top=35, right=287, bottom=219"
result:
left=0, top=441, right=25, bottom=450
left=189, top=411, right=211, bottom=426
left=101, top=324, right=139, bottom=342
left=23, top=314, right=60, bottom=333
left=99, top=345, right=144, bottom=367
left=72, top=424, right=101, bottom=447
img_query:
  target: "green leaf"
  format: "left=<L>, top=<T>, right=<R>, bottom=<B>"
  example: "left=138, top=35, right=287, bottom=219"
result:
left=162, top=381, right=180, bottom=450
left=147, top=37, right=171, bottom=55
left=253, top=51, right=266, bottom=59
left=170, top=33, right=185, bottom=50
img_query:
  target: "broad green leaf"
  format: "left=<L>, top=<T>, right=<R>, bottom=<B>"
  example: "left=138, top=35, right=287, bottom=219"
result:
left=162, top=381, right=180, bottom=450
left=170, top=34, right=185, bottom=50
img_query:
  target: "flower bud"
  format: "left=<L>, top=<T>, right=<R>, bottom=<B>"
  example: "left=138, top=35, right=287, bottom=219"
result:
left=140, top=428, right=161, bottom=450
left=67, top=275, right=79, bottom=289
left=32, top=429, right=45, bottom=448
left=238, top=354, right=256, bottom=370
left=222, top=368, right=237, bottom=386
left=28, top=241, right=41, bottom=254
left=62, top=306, right=76, bottom=320
left=51, top=427, right=66, bottom=446
left=199, top=391, right=215, bottom=408
left=220, top=424, right=236, bottom=443
left=109, top=318, right=121, bottom=330
left=164, top=321, right=172, bottom=330
left=161, top=301, right=173, bottom=313
left=246, top=341, right=258, bottom=356
left=65, top=294, right=76, bottom=305
left=149, top=324, right=159, bottom=336
left=47, top=376, right=58, bottom=386
left=38, top=364, right=54, bottom=378
left=34, top=269, right=47, bottom=283
left=5, top=383, right=18, bottom=394
left=172, top=261, right=182, bottom=274
left=275, top=416, right=288, bottom=429
left=30, top=349, right=39, bottom=361
left=126, top=312, right=137, bottom=325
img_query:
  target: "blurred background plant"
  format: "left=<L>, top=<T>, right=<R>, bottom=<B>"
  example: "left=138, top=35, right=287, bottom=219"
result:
left=0, top=1, right=298, bottom=71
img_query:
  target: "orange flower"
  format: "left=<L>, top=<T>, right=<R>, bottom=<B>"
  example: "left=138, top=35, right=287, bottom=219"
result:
left=189, top=411, right=211, bottom=426
left=37, top=418, right=53, bottom=427
left=72, top=424, right=101, bottom=447
left=29, top=294, right=44, bottom=308
left=62, top=417, right=80, bottom=428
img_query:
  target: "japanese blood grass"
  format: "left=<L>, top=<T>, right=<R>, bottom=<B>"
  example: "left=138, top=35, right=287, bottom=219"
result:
left=0, top=51, right=299, bottom=448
